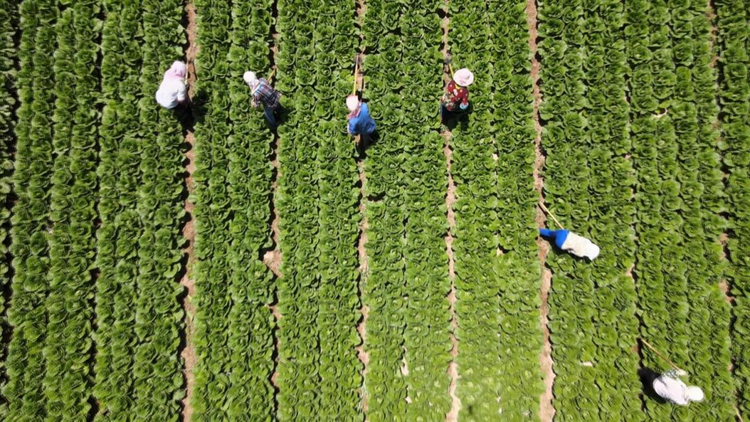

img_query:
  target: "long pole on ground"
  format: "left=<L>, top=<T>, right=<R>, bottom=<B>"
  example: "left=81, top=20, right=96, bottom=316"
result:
left=641, top=339, right=682, bottom=372
left=539, top=202, right=565, bottom=230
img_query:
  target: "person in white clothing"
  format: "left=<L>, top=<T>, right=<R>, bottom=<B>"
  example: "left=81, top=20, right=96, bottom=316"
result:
left=653, top=369, right=704, bottom=406
left=156, top=61, right=188, bottom=109
left=539, top=228, right=600, bottom=260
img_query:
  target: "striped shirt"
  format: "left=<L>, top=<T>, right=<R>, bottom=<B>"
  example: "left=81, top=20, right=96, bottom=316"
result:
left=252, top=78, right=281, bottom=108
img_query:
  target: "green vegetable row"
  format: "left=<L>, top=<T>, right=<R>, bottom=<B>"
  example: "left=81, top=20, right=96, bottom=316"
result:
left=716, top=0, right=750, bottom=418
left=450, top=0, right=544, bottom=419
left=273, top=0, right=323, bottom=417
left=44, top=0, right=99, bottom=418
left=0, top=0, right=17, bottom=408
left=273, top=0, right=362, bottom=417
left=191, top=0, right=276, bottom=418
left=305, top=3, right=362, bottom=419
left=671, top=0, right=735, bottom=420
left=189, top=0, right=276, bottom=418
left=94, top=0, right=147, bottom=416
left=131, top=0, right=186, bottom=417
left=539, top=0, right=643, bottom=419
left=628, top=0, right=735, bottom=419
left=5, top=0, right=56, bottom=417
left=91, top=0, right=186, bottom=418
left=361, top=0, right=452, bottom=420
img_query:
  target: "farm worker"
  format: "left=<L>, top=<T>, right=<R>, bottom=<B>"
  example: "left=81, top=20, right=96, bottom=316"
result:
left=243, top=71, right=282, bottom=128
left=539, top=228, right=600, bottom=260
left=653, top=369, right=705, bottom=406
left=156, top=61, right=188, bottom=109
left=440, top=68, right=473, bottom=122
left=347, top=95, right=376, bottom=152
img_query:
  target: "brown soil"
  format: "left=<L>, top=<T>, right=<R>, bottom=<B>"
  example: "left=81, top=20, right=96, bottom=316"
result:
left=440, top=3, right=461, bottom=421
left=444, top=132, right=460, bottom=422
left=526, top=0, right=555, bottom=420
left=180, top=3, right=199, bottom=421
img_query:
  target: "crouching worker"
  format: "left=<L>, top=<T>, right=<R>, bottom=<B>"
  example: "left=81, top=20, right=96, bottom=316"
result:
left=440, top=68, right=473, bottom=123
left=156, top=61, right=188, bottom=109
left=347, top=95, right=376, bottom=154
left=653, top=369, right=704, bottom=406
left=243, top=71, right=282, bottom=128
left=539, top=228, right=600, bottom=260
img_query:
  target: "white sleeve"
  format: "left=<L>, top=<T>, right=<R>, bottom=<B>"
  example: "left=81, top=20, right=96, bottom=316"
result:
left=561, top=232, right=600, bottom=260
left=653, top=376, right=689, bottom=406
left=176, top=81, right=187, bottom=102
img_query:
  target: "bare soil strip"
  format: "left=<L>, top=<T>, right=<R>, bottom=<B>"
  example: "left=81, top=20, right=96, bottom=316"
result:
left=440, top=3, right=461, bottom=421
left=179, top=1, right=199, bottom=421
left=525, top=0, right=554, bottom=420
left=264, top=0, right=283, bottom=395
left=354, top=0, right=370, bottom=413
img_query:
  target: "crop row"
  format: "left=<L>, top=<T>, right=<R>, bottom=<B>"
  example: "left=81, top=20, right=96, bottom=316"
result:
left=669, top=0, right=735, bottom=420
left=191, top=0, right=276, bottom=419
left=0, top=0, right=16, bottom=406
left=626, top=1, right=697, bottom=418
left=5, top=0, right=57, bottom=417
left=449, top=0, right=543, bottom=419
left=273, top=0, right=362, bottom=418
left=716, top=0, right=750, bottom=418
left=90, top=0, right=186, bottom=418
left=43, top=0, right=100, bottom=418
left=361, top=1, right=452, bottom=420
left=539, top=0, right=644, bottom=419
left=627, top=0, right=735, bottom=419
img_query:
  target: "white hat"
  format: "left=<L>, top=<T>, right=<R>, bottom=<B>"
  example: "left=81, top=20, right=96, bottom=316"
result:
left=243, top=71, right=258, bottom=87
left=453, top=68, right=474, bottom=87
left=686, top=386, right=704, bottom=402
left=346, top=95, right=360, bottom=111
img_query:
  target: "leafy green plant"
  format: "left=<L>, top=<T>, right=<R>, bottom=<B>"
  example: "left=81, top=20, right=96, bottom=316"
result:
left=540, top=0, right=644, bottom=419
left=716, top=0, right=750, bottom=418
left=4, top=0, right=57, bottom=418
left=450, top=0, right=544, bottom=419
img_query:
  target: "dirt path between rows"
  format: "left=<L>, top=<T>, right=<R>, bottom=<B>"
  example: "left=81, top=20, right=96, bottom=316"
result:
left=179, top=1, right=199, bottom=421
left=441, top=2, right=461, bottom=421
left=525, top=0, right=554, bottom=420
left=354, top=0, right=370, bottom=414
left=262, top=0, right=283, bottom=396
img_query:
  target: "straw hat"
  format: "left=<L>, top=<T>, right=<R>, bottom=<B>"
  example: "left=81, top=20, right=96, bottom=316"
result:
left=346, top=95, right=360, bottom=111
left=243, top=71, right=258, bottom=87
left=453, top=68, right=474, bottom=87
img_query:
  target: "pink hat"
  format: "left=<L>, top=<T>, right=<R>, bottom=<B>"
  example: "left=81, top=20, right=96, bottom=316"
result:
left=453, top=68, right=474, bottom=87
left=346, top=95, right=360, bottom=111
left=165, top=61, right=187, bottom=79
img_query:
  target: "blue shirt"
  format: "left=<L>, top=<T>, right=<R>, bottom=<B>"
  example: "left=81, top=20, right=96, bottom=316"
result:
left=348, top=103, right=376, bottom=135
left=539, top=228, right=570, bottom=249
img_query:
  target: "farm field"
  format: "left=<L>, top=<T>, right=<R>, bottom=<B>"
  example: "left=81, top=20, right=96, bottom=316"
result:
left=0, top=0, right=748, bottom=420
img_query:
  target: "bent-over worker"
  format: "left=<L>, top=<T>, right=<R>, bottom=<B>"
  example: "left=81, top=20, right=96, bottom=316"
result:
left=156, top=61, right=188, bottom=109
left=243, top=71, right=282, bottom=128
left=347, top=95, right=376, bottom=152
left=653, top=369, right=704, bottom=406
left=539, top=228, right=600, bottom=260
left=440, top=68, right=474, bottom=123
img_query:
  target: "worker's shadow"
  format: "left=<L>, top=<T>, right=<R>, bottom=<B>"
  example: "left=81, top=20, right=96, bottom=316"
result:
left=442, top=104, right=473, bottom=131
left=639, top=367, right=668, bottom=404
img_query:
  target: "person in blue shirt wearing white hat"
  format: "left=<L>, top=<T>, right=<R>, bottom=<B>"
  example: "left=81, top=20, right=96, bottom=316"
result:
left=347, top=95, right=376, bottom=153
left=539, top=228, right=600, bottom=260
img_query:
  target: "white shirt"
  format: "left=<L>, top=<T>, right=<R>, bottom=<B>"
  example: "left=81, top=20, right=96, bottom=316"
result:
left=561, top=232, right=600, bottom=260
left=155, top=78, right=187, bottom=109
left=653, top=374, right=689, bottom=405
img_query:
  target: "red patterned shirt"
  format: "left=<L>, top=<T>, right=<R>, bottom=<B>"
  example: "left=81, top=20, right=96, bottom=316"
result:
left=442, top=80, right=469, bottom=111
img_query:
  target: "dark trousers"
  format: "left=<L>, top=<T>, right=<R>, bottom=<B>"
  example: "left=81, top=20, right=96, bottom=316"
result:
left=263, top=103, right=281, bottom=127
